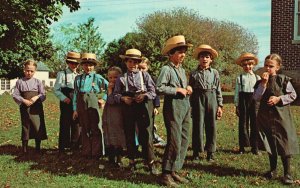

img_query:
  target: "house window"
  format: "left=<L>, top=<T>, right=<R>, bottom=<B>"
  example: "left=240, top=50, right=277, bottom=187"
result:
left=294, top=0, right=300, bottom=40
left=1, top=79, right=5, bottom=90
left=6, top=80, right=10, bottom=90
left=50, top=81, right=53, bottom=87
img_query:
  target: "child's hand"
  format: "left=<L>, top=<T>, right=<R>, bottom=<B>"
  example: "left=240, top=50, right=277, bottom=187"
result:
left=30, top=95, right=39, bottom=103
left=63, top=97, right=71, bottom=104
left=176, top=88, right=188, bottom=97
left=154, top=108, right=159, bottom=115
left=135, top=94, right=146, bottom=103
left=122, top=96, right=133, bottom=105
left=186, top=85, right=193, bottom=95
left=267, top=96, right=281, bottom=106
left=261, top=72, right=269, bottom=87
left=98, top=99, right=105, bottom=108
left=23, top=99, right=33, bottom=107
left=73, top=111, right=78, bottom=120
left=217, top=106, right=223, bottom=120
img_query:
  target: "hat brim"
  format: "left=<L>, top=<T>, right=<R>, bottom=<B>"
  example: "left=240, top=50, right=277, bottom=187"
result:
left=162, top=43, right=193, bottom=56
left=119, top=55, right=142, bottom=61
left=80, top=59, right=98, bottom=65
left=66, top=58, right=80, bottom=63
left=193, top=48, right=218, bottom=59
left=236, top=56, right=258, bottom=66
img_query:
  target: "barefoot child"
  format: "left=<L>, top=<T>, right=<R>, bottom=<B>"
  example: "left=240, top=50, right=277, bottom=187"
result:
left=13, top=59, right=47, bottom=153
left=253, top=53, right=299, bottom=185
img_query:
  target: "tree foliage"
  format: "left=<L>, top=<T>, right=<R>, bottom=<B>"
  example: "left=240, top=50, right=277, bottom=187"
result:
left=105, top=8, right=258, bottom=90
left=50, top=17, right=106, bottom=74
left=0, top=0, right=80, bottom=79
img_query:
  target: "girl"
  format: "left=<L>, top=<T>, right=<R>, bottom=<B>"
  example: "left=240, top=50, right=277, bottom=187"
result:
left=253, top=53, right=299, bottom=185
left=13, top=59, right=47, bottom=153
left=103, top=66, right=126, bottom=167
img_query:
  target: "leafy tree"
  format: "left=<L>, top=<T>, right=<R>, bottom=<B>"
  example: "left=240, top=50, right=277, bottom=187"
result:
left=51, top=18, right=106, bottom=74
left=105, top=8, right=258, bottom=91
left=0, top=0, right=80, bottom=79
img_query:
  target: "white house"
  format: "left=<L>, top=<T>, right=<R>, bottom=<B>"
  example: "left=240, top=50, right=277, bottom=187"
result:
left=0, top=61, right=56, bottom=95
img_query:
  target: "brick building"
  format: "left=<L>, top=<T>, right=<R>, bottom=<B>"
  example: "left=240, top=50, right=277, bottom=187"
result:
left=271, top=0, right=300, bottom=104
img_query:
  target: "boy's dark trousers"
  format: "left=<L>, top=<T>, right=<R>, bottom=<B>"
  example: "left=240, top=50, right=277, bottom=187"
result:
left=123, top=99, right=155, bottom=162
left=238, top=92, right=258, bottom=151
left=191, top=90, right=217, bottom=154
left=59, top=88, right=81, bottom=151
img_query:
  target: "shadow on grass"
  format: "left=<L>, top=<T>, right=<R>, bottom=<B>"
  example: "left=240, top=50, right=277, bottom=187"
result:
left=0, top=144, right=159, bottom=186
left=184, top=161, right=261, bottom=178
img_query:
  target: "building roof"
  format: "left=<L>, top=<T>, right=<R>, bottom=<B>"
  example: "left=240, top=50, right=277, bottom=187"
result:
left=37, top=61, right=50, bottom=71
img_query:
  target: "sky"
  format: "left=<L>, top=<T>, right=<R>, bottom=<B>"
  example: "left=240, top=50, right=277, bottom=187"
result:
left=50, top=0, right=271, bottom=66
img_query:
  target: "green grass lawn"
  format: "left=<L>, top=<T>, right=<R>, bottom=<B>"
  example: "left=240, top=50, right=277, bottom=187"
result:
left=0, top=92, right=299, bottom=187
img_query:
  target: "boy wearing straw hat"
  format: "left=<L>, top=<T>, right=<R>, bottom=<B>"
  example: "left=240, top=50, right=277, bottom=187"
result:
left=113, top=49, right=158, bottom=175
left=189, top=44, right=223, bottom=162
left=234, top=53, right=260, bottom=155
left=72, top=53, right=108, bottom=160
left=54, top=51, right=81, bottom=152
left=156, top=35, right=193, bottom=186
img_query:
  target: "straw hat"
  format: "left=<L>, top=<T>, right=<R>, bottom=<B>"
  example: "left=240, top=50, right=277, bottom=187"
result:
left=119, top=49, right=142, bottom=61
left=80, top=53, right=99, bottom=65
left=193, top=44, right=218, bottom=59
left=161, top=35, right=193, bottom=55
left=66, top=51, right=80, bottom=63
left=236, top=53, right=258, bottom=66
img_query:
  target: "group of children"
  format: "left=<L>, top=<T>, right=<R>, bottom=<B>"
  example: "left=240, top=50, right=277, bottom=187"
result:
left=12, top=35, right=299, bottom=186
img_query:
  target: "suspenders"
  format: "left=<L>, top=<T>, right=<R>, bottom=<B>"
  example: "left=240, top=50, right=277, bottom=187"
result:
left=124, top=71, right=145, bottom=92
left=64, top=70, right=68, bottom=86
left=240, top=74, right=258, bottom=92
left=79, top=74, right=96, bottom=93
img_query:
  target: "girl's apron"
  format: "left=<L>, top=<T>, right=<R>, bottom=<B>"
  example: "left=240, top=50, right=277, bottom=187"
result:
left=20, top=91, right=47, bottom=141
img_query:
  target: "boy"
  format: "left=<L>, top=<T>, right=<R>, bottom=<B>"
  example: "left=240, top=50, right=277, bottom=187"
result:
left=138, top=57, right=166, bottom=147
left=189, top=44, right=223, bottom=162
left=156, top=35, right=193, bottom=187
left=72, top=53, right=108, bottom=160
left=13, top=59, right=47, bottom=153
left=113, top=49, right=158, bottom=175
left=54, top=51, right=81, bottom=152
left=234, top=53, right=260, bottom=154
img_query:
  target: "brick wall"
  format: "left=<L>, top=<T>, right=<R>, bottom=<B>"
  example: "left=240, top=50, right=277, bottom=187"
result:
left=271, top=0, right=300, bottom=69
left=271, top=0, right=300, bottom=104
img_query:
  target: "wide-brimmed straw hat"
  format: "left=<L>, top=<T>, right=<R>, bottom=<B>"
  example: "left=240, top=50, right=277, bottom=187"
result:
left=193, top=44, right=218, bottom=59
left=119, top=49, right=142, bottom=61
left=161, top=35, right=193, bottom=56
left=66, top=51, right=80, bottom=63
left=80, top=53, right=99, bottom=65
left=236, top=53, right=258, bottom=66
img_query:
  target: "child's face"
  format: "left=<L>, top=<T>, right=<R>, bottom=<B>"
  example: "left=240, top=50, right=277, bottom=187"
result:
left=24, top=64, right=36, bottom=79
left=67, top=62, right=79, bottom=72
left=169, top=49, right=186, bottom=65
left=241, top=61, right=254, bottom=73
left=108, top=70, right=119, bottom=84
left=125, top=58, right=139, bottom=72
left=198, top=54, right=212, bottom=69
left=264, top=59, right=280, bottom=76
left=82, top=62, right=94, bottom=74
left=138, top=62, right=148, bottom=72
